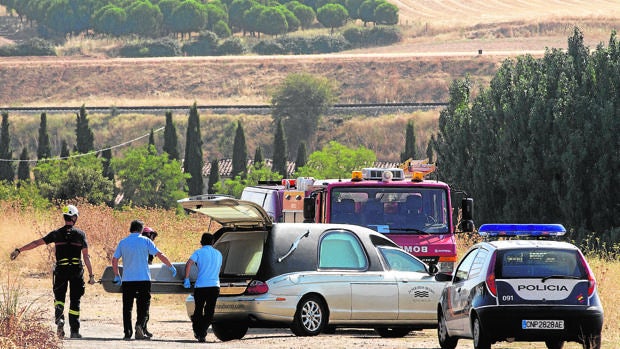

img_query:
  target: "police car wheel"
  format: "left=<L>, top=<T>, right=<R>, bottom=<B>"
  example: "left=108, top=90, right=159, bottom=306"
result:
left=583, top=334, right=601, bottom=349
left=545, top=340, right=564, bottom=349
left=437, top=311, right=457, bottom=349
left=472, top=317, right=491, bottom=349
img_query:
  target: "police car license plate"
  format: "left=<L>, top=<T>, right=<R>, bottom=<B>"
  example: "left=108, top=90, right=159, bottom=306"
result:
left=522, top=320, right=564, bottom=330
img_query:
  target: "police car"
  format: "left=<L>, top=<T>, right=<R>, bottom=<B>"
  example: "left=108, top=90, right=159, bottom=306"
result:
left=436, top=224, right=604, bottom=349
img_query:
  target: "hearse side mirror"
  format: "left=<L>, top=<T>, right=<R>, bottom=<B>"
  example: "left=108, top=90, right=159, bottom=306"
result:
left=460, top=197, right=474, bottom=232
left=428, top=263, right=439, bottom=275
left=435, top=272, right=453, bottom=282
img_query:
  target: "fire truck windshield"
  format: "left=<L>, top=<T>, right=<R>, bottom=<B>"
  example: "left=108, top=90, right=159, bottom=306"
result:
left=330, top=187, right=449, bottom=234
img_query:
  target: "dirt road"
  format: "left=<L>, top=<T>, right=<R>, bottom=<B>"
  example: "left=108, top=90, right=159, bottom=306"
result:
left=19, top=278, right=583, bottom=349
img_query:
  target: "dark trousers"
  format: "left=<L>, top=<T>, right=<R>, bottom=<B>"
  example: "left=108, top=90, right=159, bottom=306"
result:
left=121, top=281, right=151, bottom=336
left=53, top=267, right=85, bottom=333
left=192, top=287, right=220, bottom=338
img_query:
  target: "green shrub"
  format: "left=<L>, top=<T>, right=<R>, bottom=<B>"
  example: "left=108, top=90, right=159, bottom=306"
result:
left=146, top=37, right=182, bottom=57
left=275, top=36, right=313, bottom=54
left=0, top=38, right=56, bottom=56
left=118, top=38, right=181, bottom=57
left=183, top=31, right=219, bottom=56
left=310, top=34, right=350, bottom=53
left=342, top=27, right=364, bottom=47
left=213, top=20, right=232, bottom=39
left=0, top=182, right=50, bottom=210
left=217, top=37, right=246, bottom=55
left=366, top=25, right=402, bottom=46
left=252, top=40, right=286, bottom=55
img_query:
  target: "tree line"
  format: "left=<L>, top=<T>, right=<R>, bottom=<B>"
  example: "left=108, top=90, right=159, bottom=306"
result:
left=0, top=73, right=350, bottom=210
left=433, top=28, right=620, bottom=243
left=0, top=0, right=398, bottom=40
left=0, top=29, right=617, bottom=244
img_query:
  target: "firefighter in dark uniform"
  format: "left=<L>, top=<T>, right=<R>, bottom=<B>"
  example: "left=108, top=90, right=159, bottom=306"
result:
left=10, top=205, right=95, bottom=339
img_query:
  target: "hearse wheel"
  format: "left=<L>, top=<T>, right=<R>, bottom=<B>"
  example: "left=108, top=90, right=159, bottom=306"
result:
left=212, top=321, right=249, bottom=341
left=290, top=295, right=326, bottom=336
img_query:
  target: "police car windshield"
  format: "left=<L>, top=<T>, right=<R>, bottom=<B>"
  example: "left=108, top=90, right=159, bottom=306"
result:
left=497, top=248, right=584, bottom=279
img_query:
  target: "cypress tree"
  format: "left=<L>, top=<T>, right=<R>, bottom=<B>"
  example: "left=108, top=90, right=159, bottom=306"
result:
left=75, top=104, right=94, bottom=154
left=400, top=120, right=416, bottom=162
left=149, top=128, right=155, bottom=147
left=101, top=147, right=114, bottom=181
left=0, top=112, right=14, bottom=182
left=60, top=140, right=70, bottom=158
left=207, top=159, right=220, bottom=194
left=295, top=141, right=307, bottom=171
left=254, top=146, right=264, bottom=168
left=231, top=121, right=248, bottom=178
left=425, top=137, right=434, bottom=164
left=17, top=147, right=29, bottom=182
left=184, top=103, right=204, bottom=196
left=163, top=111, right=180, bottom=160
left=37, top=112, right=51, bottom=160
left=272, top=119, right=288, bottom=177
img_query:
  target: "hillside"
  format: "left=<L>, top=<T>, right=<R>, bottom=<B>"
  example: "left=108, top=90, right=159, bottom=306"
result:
left=1, top=1, right=620, bottom=162
left=1, top=1, right=620, bottom=107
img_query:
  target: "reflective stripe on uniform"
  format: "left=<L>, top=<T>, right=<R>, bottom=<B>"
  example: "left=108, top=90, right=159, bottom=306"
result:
left=58, top=258, right=70, bottom=266
left=54, top=301, right=65, bottom=307
left=68, top=309, right=80, bottom=316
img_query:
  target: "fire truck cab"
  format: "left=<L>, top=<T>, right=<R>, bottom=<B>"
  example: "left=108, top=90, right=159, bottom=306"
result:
left=241, top=164, right=474, bottom=272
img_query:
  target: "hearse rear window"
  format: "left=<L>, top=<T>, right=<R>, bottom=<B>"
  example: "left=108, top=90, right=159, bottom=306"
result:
left=215, top=231, right=266, bottom=276
left=497, top=248, right=584, bottom=279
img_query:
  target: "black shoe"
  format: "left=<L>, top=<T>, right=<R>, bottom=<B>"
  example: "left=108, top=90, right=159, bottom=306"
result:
left=123, top=334, right=132, bottom=341
left=198, top=336, right=206, bottom=343
left=143, top=328, right=153, bottom=338
left=135, top=325, right=150, bottom=340
left=56, top=319, right=65, bottom=338
left=70, top=332, right=82, bottom=339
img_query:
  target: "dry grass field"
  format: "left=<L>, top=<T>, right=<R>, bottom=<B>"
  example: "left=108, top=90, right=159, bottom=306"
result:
left=2, top=1, right=620, bottom=107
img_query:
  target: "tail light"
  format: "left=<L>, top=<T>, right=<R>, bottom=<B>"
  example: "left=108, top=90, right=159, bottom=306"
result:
left=485, top=251, right=498, bottom=297
left=577, top=251, right=596, bottom=297
left=245, top=280, right=269, bottom=295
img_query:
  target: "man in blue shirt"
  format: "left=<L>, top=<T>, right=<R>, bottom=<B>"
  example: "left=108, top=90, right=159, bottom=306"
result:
left=184, top=233, right=223, bottom=342
left=112, top=220, right=177, bottom=340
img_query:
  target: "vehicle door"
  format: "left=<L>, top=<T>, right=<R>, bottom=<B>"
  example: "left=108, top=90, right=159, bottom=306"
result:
left=443, top=247, right=483, bottom=333
left=378, top=246, right=445, bottom=321
left=318, top=230, right=399, bottom=320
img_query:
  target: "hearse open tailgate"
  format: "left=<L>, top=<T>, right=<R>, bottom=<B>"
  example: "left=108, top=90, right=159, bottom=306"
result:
left=100, top=262, right=190, bottom=294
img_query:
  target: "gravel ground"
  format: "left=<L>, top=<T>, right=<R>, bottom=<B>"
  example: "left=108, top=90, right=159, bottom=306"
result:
left=18, top=279, right=586, bottom=349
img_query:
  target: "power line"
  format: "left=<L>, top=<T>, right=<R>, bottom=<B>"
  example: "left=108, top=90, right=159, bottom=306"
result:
left=0, top=126, right=164, bottom=162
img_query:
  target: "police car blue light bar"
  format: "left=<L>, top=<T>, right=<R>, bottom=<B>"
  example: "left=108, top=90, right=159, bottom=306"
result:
left=478, top=224, right=566, bottom=237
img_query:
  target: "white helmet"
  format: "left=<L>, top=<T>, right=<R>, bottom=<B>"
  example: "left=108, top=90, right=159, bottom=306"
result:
left=62, top=205, right=79, bottom=217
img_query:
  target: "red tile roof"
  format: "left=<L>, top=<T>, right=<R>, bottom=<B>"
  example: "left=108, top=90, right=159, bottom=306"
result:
left=202, top=159, right=400, bottom=178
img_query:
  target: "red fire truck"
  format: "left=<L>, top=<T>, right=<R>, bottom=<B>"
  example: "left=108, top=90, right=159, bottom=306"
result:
left=241, top=163, right=474, bottom=272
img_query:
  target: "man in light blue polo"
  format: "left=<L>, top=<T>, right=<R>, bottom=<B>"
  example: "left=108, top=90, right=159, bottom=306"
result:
left=112, top=219, right=177, bottom=340
left=183, top=233, right=222, bottom=342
